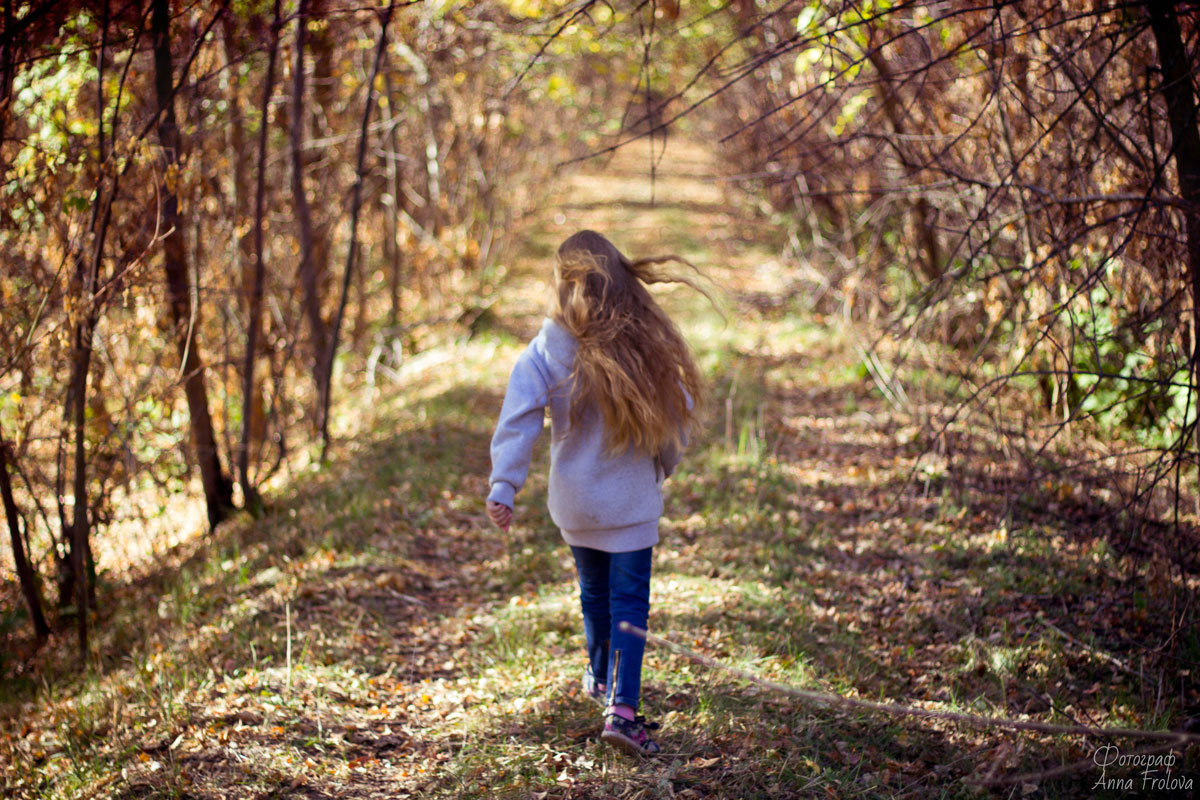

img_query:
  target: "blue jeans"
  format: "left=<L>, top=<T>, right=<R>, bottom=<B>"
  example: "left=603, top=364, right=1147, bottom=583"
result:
left=569, top=544, right=653, bottom=710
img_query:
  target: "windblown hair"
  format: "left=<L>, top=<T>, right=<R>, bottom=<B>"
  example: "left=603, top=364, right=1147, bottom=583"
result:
left=552, top=230, right=708, bottom=457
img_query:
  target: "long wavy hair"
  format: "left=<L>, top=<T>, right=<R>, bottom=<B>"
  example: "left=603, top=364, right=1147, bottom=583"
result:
left=552, top=230, right=707, bottom=457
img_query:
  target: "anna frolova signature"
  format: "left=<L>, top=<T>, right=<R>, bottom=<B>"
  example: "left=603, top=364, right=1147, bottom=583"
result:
left=1091, top=745, right=1194, bottom=793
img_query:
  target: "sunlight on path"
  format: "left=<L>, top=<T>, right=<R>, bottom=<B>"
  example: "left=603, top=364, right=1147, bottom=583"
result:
left=19, top=138, right=1162, bottom=800
left=494, top=137, right=784, bottom=339
left=367, top=138, right=1163, bottom=798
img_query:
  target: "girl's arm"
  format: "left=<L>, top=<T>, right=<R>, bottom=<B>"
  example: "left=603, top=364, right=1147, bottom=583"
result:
left=487, top=345, right=552, bottom=511
left=658, top=431, right=688, bottom=479
left=658, top=386, right=694, bottom=479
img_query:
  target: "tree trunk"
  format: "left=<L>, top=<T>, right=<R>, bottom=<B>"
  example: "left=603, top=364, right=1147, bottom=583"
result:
left=309, top=0, right=338, bottom=304
left=0, top=0, right=15, bottom=183
left=151, top=0, right=234, bottom=529
left=55, top=246, right=98, bottom=654
left=222, top=15, right=269, bottom=477
left=220, top=16, right=255, bottom=296
left=319, top=2, right=395, bottom=457
left=67, top=274, right=92, bottom=652
left=384, top=70, right=404, bottom=329
left=54, top=371, right=78, bottom=613
left=239, top=0, right=282, bottom=514
left=1147, top=1, right=1200, bottom=502
left=290, top=0, right=331, bottom=435
left=70, top=0, right=113, bottom=621
left=0, top=432, right=50, bottom=641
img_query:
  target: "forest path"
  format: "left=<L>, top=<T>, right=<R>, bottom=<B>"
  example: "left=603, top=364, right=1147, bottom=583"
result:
left=11, top=140, right=1172, bottom=799
left=290, top=140, right=1145, bottom=795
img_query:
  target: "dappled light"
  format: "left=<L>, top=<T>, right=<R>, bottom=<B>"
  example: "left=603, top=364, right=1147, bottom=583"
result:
left=2, top=2, right=1199, bottom=798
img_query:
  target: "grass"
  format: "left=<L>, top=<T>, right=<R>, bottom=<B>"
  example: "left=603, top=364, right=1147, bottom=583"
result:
left=3, top=139, right=1198, bottom=798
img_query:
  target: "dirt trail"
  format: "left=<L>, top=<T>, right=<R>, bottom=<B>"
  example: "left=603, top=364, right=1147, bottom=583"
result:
left=493, top=137, right=781, bottom=334
left=11, top=138, right=1188, bottom=799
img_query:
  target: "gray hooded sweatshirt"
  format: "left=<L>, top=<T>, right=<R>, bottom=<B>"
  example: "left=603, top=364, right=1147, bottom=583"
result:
left=487, top=317, right=688, bottom=553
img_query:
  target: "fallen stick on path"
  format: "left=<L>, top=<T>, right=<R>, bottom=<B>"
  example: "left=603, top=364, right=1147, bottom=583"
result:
left=1036, top=614, right=1139, bottom=677
left=619, top=622, right=1199, bottom=745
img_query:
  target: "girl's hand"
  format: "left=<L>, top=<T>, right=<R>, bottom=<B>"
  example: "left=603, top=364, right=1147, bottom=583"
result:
left=486, top=500, right=512, bottom=532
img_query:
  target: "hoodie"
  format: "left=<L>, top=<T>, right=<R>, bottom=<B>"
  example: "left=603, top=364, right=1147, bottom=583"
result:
left=486, top=317, right=689, bottom=553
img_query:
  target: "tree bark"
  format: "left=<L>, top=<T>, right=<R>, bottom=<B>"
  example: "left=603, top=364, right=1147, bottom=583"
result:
left=308, top=0, right=339, bottom=303
left=239, top=0, right=282, bottom=514
left=54, top=330, right=78, bottom=614
left=151, top=0, right=234, bottom=529
left=289, top=0, right=331, bottom=435
left=383, top=70, right=404, bottom=328
left=0, top=431, right=50, bottom=641
left=319, top=1, right=395, bottom=457
left=1147, top=1, right=1200, bottom=500
left=0, top=0, right=15, bottom=183
left=66, top=0, right=107, bottom=640
left=220, top=16, right=255, bottom=296
left=67, top=268, right=93, bottom=652
left=221, top=16, right=270, bottom=474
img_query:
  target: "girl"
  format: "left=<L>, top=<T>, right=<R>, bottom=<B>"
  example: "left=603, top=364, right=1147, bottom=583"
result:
left=485, top=229, right=706, bottom=756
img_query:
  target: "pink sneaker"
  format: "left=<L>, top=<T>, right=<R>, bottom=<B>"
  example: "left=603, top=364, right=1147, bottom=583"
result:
left=600, top=712, right=662, bottom=755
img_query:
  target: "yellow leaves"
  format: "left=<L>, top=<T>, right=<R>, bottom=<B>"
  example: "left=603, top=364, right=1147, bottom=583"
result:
left=546, top=74, right=573, bottom=101
left=373, top=571, right=407, bottom=593
left=796, top=4, right=822, bottom=36
left=1042, top=478, right=1075, bottom=502
left=164, top=163, right=180, bottom=194
left=502, top=0, right=548, bottom=19
left=832, top=89, right=870, bottom=136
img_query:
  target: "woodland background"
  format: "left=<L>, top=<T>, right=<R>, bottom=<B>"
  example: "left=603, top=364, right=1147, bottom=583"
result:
left=2, top=0, right=1200, bottom=797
